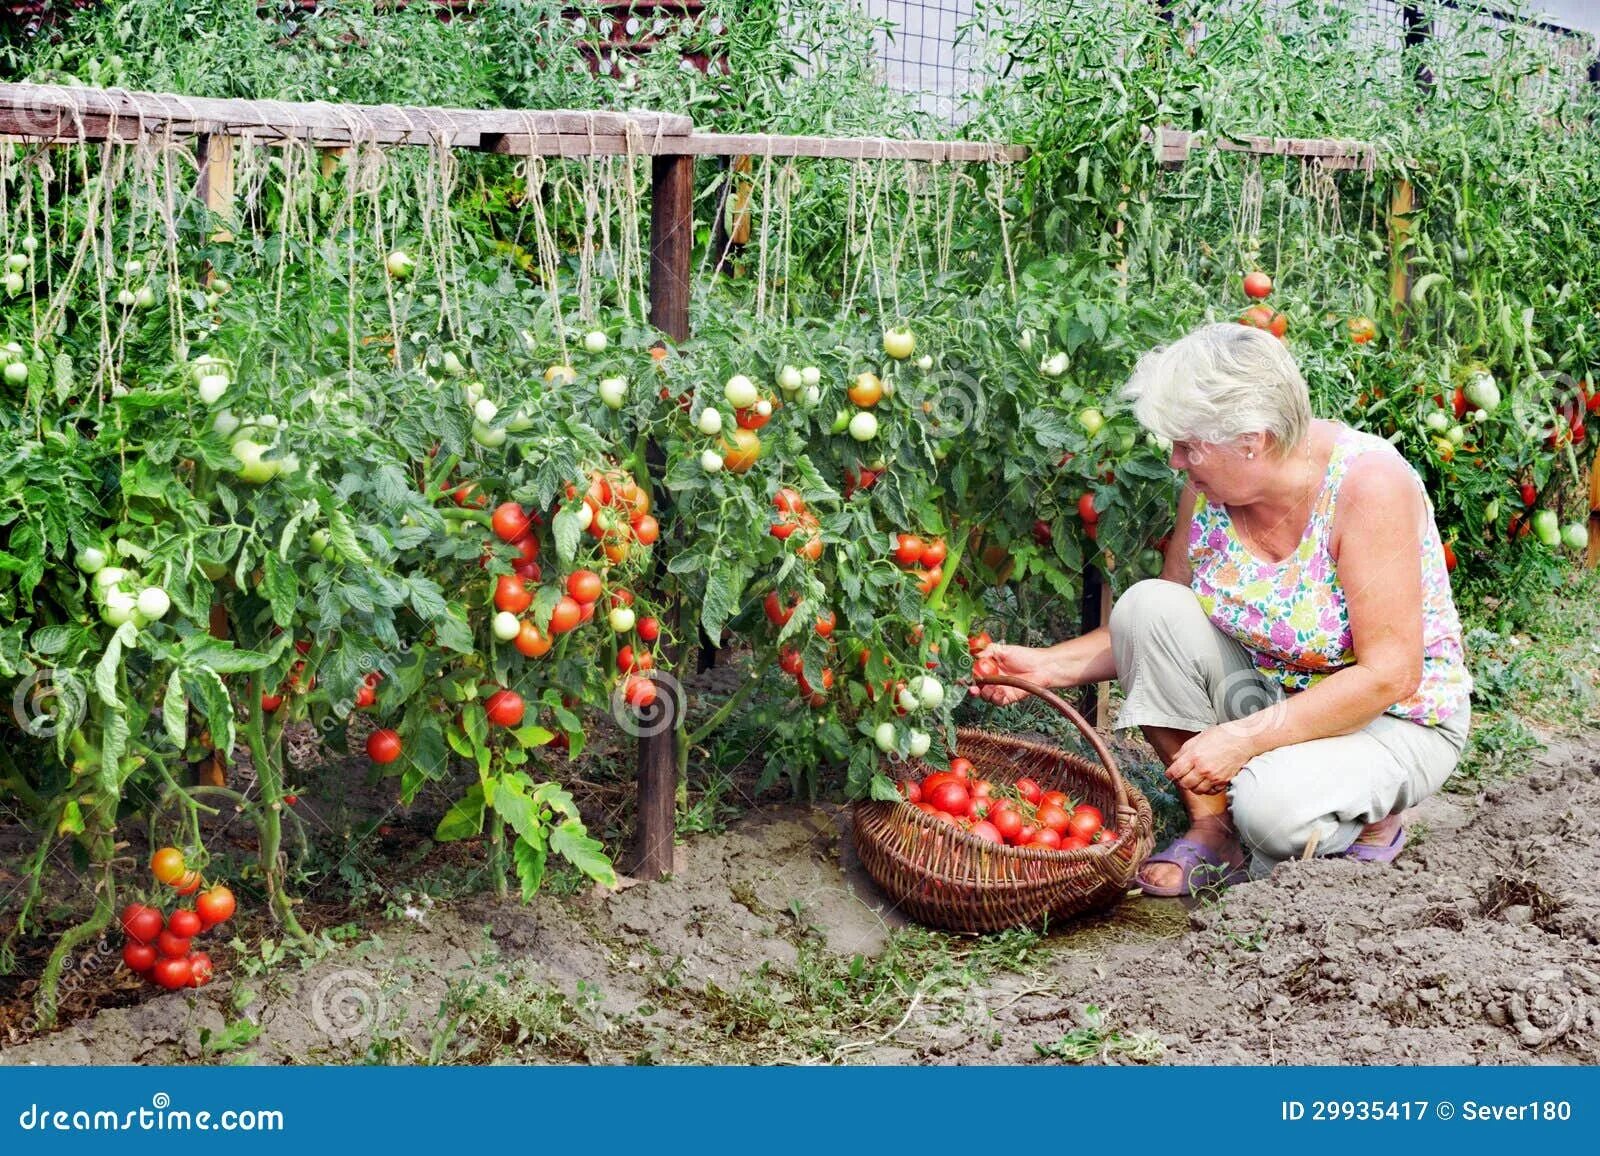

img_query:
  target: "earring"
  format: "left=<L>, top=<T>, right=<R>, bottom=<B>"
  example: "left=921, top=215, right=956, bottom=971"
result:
left=1246, top=450, right=1255, bottom=459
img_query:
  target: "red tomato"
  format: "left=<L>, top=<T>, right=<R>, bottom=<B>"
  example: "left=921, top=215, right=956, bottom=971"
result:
left=354, top=682, right=377, bottom=709
left=773, top=488, right=806, bottom=515
left=778, top=648, right=803, bottom=675
left=1442, top=541, right=1457, bottom=572
left=1067, top=804, right=1104, bottom=841
left=120, top=904, right=164, bottom=944
left=150, top=847, right=186, bottom=885
left=492, top=502, right=532, bottom=543
left=1519, top=482, right=1537, bottom=507
left=548, top=596, right=582, bottom=634
left=1015, top=778, right=1044, bottom=805
left=1036, top=803, right=1071, bottom=835
left=578, top=599, right=596, bottom=624
left=1242, top=271, right=1272, bottom=299
left=892, top=533, right=925, bottom=566
left=991, top=807, right=1024, bottom=843
left=1029, top=829, right=1063, bottom=850
left=1040, top=790, right=1070, bottom=811
left=173, top=871, right=201, bottom=896
left=153, top=956, right=192, bottom=990
left=156, top=929, right=191, bottom=959
left=485, top=689, right=525, bottom=727
left=973, top=657, right=1000, bottom=679
left=196, top=885, right=236, bottom=928
left=367, top=728, right=403, bottom=764
left=1060, top=835, right=1091, bottom=851
left=566, top=570, right=603, bottom=604
left=637, top=616, right=660, bottom=642
left=948, top=757, right=975, bottom=781
left=260, top=692, right=283, bottom=713
left=168, top=909, right=202, bottom=939
left=188, top=952, right=214, bottom=987
left=927, top=780, right=971, bottom=815
left=815, top=610, right=836, bottom=638
left=509, top=535, right=539, bottom=566
left=967, top=631, right=992, bottom=656
left=969, top=820, right=1003, bottom=845
left=967, top=797, right=992, bottom=820
left=921, top=539, right=948, bottom=567
left=1076, top=492, right=1099, bottom=524
left=494, top=574, right=532, bottom=614
left=624, top=674, right=657, bottom=710
left=1094, top=827, right=1119, bottom=845
left=931, top=810, right=960, bottom=826
left=914, top=802, right=939, bottom=816
left=971, top=779, right=994, bottom=798
left=122, top=941, right=157, bottom=972
left=1017, top=824, right=1039, bottom=844
left=764, top=592, right=796, bottom=627
left=920, top=772, right=959, bottom=797
left=515, top=620, right=552, bottom=658
left=632, top=514, right=660, bottom=545
left=513, top=558, right=541, bottom=581
left=914, top=567, right=942, bottom=595
left=900, top=780, right=923, bottom=804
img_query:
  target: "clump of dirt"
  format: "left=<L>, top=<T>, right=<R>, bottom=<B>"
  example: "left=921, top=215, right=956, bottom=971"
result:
left=4, top=743, right=1598, bottom=1066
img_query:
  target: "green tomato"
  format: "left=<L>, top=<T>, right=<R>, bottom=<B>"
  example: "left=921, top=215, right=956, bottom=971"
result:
left=1561, top=522, right=1589, bottom=552
left=136, top=586, right=171, bottom=620
left=906, top=729, right=932, bottom=758
left=230, top=439, right=281, bottom=484
left=442, top=351, right=466, bottom=377
left=598, top=376, right=628, bottom=410
left=848, top=411, right=879, bottom=442
left=911, top=675, right=945, bottom=710
left=492, top=611, right=522, bottom=641
left=100, top=589, right=136, bottom=627
left=3, top=361, right=28, bottom=386
left=386, top=249, right=415, bottom=278
left=873, top=722, right=897, bottom=753
left=1078, top=407, right=1105, bottom=437
left=830, top=409, right=850, bottom=435
left=697, top=407, right=723, bottom=436
left=1139, top=548, right=1165, bottom=578
left=724, top=374, right=758, bottom=409
left=1532, top=509, right=1561, bottom=547
left=76, top=546, right=108, bottom=574
left=309, top=529, right=331, bottom=557
left=471, top=422, right=507, bottom=449
left=200, top=560, right=228, bottom=581
left=1483, top=499, right=1500, bottom=524
left=1424, top=411, right=1450, bottom=432
left=92, top=566, right=129, bottom=593
left=1463, top=370, right=1500, bottom=412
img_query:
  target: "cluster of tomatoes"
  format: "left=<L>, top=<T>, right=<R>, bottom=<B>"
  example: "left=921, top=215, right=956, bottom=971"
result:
left=768, top=592, right=838, bottom=707
left=1238, top=270, right=1375, bottom=345
left=262, top=639, right=382, bottom=714
left=119, top=848, right=236, bottom=991
left=900, top=760, right=1113, bottom=851
left=890, top=532, right=949, bottom=597
left=768, top=487, right=823, bottom=561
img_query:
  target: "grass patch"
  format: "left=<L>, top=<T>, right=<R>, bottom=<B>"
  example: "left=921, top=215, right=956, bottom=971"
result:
left=1034, top=1004, right=1165, bottom=1063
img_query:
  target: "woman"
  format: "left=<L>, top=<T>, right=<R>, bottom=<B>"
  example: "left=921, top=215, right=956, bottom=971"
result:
left=977, top=323, right=1472, bottom=895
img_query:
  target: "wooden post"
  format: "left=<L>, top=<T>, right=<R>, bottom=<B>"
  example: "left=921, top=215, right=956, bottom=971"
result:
left=633, top=153, right=695, bottom=880
left=195, top=133, right=236, bottom=790
left=1587, top=453, right=1600, bottom=570
left=1075, top=568, right=1104, bottom=722
left=1388, top=178, right=1415, bottom=323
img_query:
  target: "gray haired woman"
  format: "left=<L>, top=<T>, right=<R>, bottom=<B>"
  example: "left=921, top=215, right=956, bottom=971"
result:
left=976, top=323, right=1472, bottom=895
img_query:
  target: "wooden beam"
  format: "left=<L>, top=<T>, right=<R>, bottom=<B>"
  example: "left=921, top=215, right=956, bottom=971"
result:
left=199, top=134, right=236, bottom=243
left=1148, top=126, right=1376, bottom=170
left=669, top=132, right=1026, bottom=163
left=1075, top=567, right=1105, bottom=722
left=0, top=82, right=691, bottom=150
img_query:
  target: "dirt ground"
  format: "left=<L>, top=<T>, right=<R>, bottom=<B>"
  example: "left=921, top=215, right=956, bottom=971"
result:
left=3, top=730, right=1596, bottom=1067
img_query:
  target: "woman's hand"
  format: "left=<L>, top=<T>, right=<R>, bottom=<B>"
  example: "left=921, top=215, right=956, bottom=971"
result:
left=969, top=643, right=1061, bottom=706
left=1166, top=721, right=1261, bottom=795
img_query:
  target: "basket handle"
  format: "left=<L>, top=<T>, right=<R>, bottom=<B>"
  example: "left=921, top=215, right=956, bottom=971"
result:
left=973, top=675, right=1131, bottom=818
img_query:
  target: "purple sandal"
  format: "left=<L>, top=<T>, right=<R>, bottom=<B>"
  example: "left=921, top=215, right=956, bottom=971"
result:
left=1339, top=825, right=1407, bottom=863
left=1135, top=837, right=1250, bottom=898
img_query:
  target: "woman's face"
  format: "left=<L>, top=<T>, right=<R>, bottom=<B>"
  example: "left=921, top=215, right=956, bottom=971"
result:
left=1168, top=435, right=1265, bottom=500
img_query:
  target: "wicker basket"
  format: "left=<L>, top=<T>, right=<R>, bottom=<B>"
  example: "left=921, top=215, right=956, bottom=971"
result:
left=852, top=676, right=1155, bottom=934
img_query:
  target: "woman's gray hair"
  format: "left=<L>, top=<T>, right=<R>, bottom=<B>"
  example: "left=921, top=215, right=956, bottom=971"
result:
left=1120, top=323, right=1312, bottom=454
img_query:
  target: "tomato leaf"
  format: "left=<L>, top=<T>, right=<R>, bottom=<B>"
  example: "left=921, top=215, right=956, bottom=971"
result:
left=182, top=667, right=235, bottom=769
left=549, top=818, right=615, bottom=888
left=529, top=780, right=580, bottom=821
left=260, top=554, right=297, bottom=629
left=510, top=724, right=554, bottom=749
left=162, top=667, right=186, bottom=749
left=552, top=505, right=582, bottom=564
left=94, top=621, right=137, bottom=709
left=434, top=784, right=486, bottom=842
left=700, top=557, right=750, bottom=641
left=512, top=833, right=548, bottom=900
left=867, top=773, right=903, bottom=802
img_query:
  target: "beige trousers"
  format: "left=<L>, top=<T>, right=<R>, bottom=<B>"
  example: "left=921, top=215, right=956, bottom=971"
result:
left=1108, top=579, right=1469, bottom=876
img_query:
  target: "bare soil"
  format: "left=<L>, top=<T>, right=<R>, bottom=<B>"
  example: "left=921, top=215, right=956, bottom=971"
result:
left=4, top=734, right=1596, bottom=1066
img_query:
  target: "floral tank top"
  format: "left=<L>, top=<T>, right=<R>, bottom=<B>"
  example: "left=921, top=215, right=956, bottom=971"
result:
left=1189, top=425, right=1471, bottom=726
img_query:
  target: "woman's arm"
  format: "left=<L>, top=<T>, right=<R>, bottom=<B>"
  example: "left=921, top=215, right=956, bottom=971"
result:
left=1166, top=455, right=1427, bottom=793
left=973, top=484, right=1196, bottom=703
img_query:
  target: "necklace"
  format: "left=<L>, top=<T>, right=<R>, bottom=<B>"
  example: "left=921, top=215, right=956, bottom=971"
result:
left=1233, top=435, right=1319, bottom=561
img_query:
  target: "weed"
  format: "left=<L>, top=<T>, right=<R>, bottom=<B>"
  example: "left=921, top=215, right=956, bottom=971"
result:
left=1034, top=1005, right=1164, bottom=1063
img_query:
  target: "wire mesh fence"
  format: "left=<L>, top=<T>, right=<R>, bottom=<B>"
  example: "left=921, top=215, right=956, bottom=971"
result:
left=867, top=0, right=1599, bottom=124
